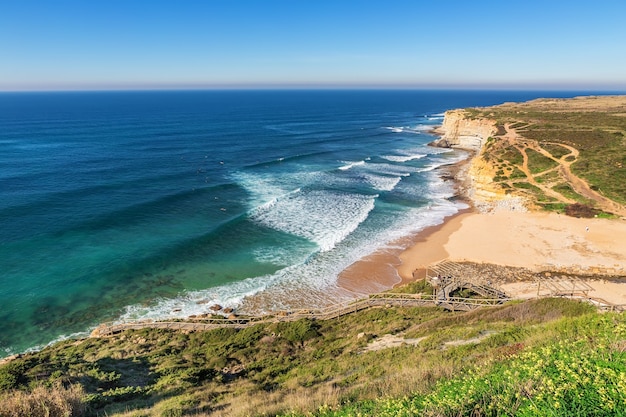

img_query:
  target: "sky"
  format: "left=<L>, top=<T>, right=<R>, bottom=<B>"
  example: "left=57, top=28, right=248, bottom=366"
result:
left=2, top=0, right=626, bottom=91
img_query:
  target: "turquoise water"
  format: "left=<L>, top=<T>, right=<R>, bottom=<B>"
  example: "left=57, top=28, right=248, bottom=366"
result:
left=0, top=90, right=593, bottom=357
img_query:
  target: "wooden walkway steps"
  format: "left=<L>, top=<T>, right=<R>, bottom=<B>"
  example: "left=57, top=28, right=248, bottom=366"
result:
left=91, top=292, right=510, bottom=337
left=92, top=259, right=624, bottom=338
left=427, top=259, right=626, bottom=312
left=536, top=276, right=594, bottom=298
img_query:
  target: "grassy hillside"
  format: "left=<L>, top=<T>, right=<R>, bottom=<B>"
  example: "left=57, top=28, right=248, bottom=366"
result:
left=3, top=296, right=620, bottom=416
left=466, top=96, right=626, bottom=214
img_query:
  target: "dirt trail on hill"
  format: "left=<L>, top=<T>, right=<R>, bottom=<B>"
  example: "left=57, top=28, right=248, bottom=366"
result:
left=502, top=124, right=626, bottom=217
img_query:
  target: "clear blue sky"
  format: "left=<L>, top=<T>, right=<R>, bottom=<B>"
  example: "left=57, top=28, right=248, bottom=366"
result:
left=2, top=0, right=626, bottom=91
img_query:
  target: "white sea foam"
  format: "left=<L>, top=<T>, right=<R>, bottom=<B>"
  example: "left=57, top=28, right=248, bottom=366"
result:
left=385, top=124, right=433, bottom=134
left=363, top=162, right=414, bottom=177
left=364, top=174, right=401, bottom=191
left=118, top=275, right=278, bottom=322
left=253, top=246, right=295, bottom=265
left=418, top=164, right=439, bottom=173
left=251, top=189, right=376, bottom=252
left=381, top=153, right=426, bottom=163
left=18, top=329, right=93, bottom=358
left=338, top=160, right=366, bottom=171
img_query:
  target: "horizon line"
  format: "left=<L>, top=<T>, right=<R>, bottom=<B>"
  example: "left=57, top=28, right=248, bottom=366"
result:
left=2, top=84, right=626, bottom=94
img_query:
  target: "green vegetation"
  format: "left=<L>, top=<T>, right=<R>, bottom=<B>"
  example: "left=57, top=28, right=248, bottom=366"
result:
left=286, top=313, right=626, bottom=417
left=525, top=149, right=558, bottom=174
left=539, top=142, right=572, bottom=159
left=512, top=182, right=553, bottom=203
left=552, top=183, right=592, bottom=204
left=499, top=144, right=524, bottom=166
left=0, top=297, right=613, bottom=416
left=467, top=98, right=626, bottom=207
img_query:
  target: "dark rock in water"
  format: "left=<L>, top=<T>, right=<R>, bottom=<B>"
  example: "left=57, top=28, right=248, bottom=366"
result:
left=223, top=307, right=233, bottom=314
left=428, top=138, right=450, bottom=148
left=209, top=304, right=223, bottom=311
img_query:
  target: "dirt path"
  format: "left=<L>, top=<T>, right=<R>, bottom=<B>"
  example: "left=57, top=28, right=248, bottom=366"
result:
left=501, top=124, right=626, bottom=216
left=502, top=126, right=574, bottom=204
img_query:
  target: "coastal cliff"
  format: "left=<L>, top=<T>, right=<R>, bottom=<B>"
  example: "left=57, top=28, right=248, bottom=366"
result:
left=434, top=109, right=517, bottom=209
left=436, top=96, right=626, bottom=217
left=431, top=109, right=497, bottom=151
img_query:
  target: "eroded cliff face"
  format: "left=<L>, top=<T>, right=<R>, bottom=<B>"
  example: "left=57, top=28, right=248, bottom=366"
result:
left=432, top=110, right=497, bottom=152
left=435, top=110, right=524, bottom=210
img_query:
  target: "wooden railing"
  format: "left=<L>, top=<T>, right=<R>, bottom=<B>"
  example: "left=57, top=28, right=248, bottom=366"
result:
left=91, top=293, right=508, bottom=337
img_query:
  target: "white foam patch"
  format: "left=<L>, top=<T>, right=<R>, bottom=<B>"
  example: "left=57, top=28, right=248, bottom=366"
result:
left=117, top=274, right=278, bottom=322
left=363, top=162, right=414, bottom=177
left=418, top=164, right=439, bottom=173
left=253, top=245, right=297, bottom=265
left=15, top=328, right=93, bottom=358
left=382, top=153, right=426, bottom=163
left=250, top=190, right=376, bottom=252
left=232, top=171, right=289, bottom=207
left=385, top=124, right=433, bottom=134
left=364, top=174, right=401, bottom=191
left=339, top=160, right=366, bottom=171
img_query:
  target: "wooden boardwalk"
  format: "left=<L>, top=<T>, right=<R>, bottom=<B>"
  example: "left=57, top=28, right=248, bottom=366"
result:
left=91, top=260, right=624, bottom=338
left=91, top=292, right=510, bottom=337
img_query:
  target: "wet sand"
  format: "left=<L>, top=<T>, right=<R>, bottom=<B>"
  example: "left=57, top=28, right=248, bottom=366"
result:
left=336, top=208, right=472, bottom=293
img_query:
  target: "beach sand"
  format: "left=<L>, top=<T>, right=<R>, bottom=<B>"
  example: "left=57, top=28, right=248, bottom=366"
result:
left=339, top=204, right=626, bottom=304
left=398, top=209, right=626, bottom=278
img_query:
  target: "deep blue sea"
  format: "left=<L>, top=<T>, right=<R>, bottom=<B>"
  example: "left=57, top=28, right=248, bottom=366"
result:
left=0, top=89, right=599, bottom=357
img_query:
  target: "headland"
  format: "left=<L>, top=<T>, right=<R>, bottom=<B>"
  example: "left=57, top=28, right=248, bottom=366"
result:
left=396, top=95, right=626, bottom=304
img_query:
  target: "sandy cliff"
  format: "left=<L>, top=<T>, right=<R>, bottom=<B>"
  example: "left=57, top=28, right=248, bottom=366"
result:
left=434, top=110, right=519, bottom=209
left=431, top=109, right=497, bottom=152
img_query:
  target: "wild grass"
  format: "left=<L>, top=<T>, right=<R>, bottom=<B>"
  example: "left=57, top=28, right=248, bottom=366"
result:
left=0, top=383, right=86, bottom=417
left=0, top=298, right=606, bottom=416
left=282, top=311, right=626, bottom=417
left=526, top=149, right=558, bottom=174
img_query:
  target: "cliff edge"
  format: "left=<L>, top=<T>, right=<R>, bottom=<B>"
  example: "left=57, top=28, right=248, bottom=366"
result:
left=435, top=96, right=626, bottom=217
left=430, top=109, right=497, bottom=152
left=434, top=110, right=522, bottom=211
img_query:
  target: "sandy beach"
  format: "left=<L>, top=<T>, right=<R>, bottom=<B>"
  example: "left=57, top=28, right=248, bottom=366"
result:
left=396, top=204, right=626, bottom=300
left=338, top=194, right=626, bottom=306
left=398, top=208, right=626, bottom=278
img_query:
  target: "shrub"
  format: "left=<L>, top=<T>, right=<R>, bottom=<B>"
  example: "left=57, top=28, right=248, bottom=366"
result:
left=278, top=319, right=321, bottom=346
left=0, top=361, right=28, bottom=391
left=565, top=203, right=598, bottom=218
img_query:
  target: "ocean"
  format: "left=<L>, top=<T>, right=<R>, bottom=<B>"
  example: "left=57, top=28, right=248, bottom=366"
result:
left=0, top=89, right=593, bottom=357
